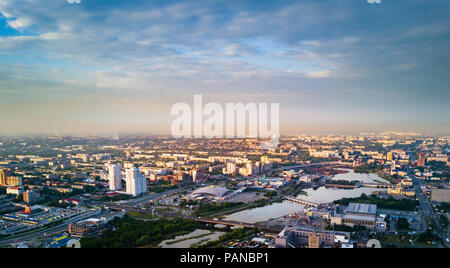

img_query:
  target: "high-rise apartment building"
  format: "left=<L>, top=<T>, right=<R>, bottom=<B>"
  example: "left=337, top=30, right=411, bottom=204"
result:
left=192, top=169, right=198, bottom=183
left=23, top=189, right=41, bottom=204
left=125, top=167, right=147, bottom=197
left=0, top=169, right=5, bottom=185
left=417, top=152, right=426, bottom=167
left=107, top=164, right=122, bottom=191
left=108, top=164, right=147, bottom=196
left=386, top=152, right=393, bottom=161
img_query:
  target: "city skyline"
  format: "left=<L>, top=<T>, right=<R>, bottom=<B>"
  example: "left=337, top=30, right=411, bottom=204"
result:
left=0, top=0, right=449, bottom=135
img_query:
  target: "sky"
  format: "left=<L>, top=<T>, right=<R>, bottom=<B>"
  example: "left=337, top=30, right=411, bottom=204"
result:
left=0, top=0, right=449, bottom=136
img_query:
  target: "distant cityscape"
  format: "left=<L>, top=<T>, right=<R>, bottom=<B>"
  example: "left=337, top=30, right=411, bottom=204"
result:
left=0, top=133, right=448, bottom=248
left=0, top=0, right=449, bottom=252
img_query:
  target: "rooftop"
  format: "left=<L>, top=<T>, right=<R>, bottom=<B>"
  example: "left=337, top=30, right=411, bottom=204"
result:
left=345, top=203, right=377, bottom=215
left=192, top=185, right=229, bottom=197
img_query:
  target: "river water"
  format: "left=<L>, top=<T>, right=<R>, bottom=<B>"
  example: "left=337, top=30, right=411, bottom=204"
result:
left=159, top=229, right=225, bottom=248
left=224, top=170, right=389, bottom=223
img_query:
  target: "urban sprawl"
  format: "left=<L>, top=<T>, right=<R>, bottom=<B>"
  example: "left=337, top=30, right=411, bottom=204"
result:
left=0, top=133, right=448, bottom=248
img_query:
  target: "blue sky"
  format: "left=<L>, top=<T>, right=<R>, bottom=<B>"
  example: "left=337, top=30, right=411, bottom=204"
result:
left=0, top=0, right=449, bottom=135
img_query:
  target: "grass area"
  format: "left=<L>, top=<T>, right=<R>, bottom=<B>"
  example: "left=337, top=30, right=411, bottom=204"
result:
left=81, top=215, right=201, bottom=248
left=377, top=172, right=398, bottom=184
left=148, top=184, right=179, bottom=194
left=280, top=183, right=306, bottom=196
left=101, top=194, right=134, bottom=202
left=376, top=233, right=440, bottom=248
left=156, top=207, right=176, bottom=213
left=354, top=164, right=383, bottom=174
left=193, top=202, right=246, bottom=217
left=128, top=211, right=158, bottom=220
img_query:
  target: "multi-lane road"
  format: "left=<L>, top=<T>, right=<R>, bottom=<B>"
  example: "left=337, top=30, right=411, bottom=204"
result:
left=0, top=209, right=102, bottom=247
left=0, top=188, right=185, bottom=247
left=410, top=170, right=449, bottom=248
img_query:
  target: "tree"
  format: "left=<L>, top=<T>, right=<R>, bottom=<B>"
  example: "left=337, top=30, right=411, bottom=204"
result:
left=397, top=217, right=410, bottom=231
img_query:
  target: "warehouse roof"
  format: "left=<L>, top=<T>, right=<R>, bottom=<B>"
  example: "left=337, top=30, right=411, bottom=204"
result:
left=346, top=203, right=377, bottom=215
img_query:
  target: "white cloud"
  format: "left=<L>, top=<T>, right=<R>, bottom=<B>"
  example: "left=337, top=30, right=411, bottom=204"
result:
left=6, top=17, right=32, bottom=30
left=306, top=70, right=332, bottom=79
left=0, top=0, right=448, bottom=134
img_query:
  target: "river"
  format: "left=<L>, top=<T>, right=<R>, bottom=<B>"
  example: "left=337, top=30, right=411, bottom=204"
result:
left=224, top=170, right=389, bottom=223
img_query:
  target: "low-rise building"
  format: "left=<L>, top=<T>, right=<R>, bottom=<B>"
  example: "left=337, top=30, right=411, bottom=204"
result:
left=331, top=203, right=386, bottom=230
left=275, top=227, right=351, bottom=248
left=68, top=218, right=104, bottom=238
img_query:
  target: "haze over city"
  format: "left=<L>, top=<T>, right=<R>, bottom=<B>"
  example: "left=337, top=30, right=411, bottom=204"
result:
left=0, top=0, right=449, bottom=251
left=0, top=0, right=449, bottom=135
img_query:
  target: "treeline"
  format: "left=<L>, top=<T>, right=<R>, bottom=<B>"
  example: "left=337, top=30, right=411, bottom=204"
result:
left=81, top=215, right=200, bottom=248
left=438, top=203, right=450, bottom=212
left=334, top=194, right=419, bottom=211
left=148, top=184, right=179, bottom=193
left=326, top=180, right=358, bottom=186
left=354, top=164, right=383, bottom=173
left=194, top=202, right=245, bottom=216
left=100, top=194, right=133, bottom=202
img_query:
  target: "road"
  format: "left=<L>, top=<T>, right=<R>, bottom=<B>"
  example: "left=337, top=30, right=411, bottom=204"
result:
left=410, top=169, right=449, bottom=248
left=124, top=188, right=184, bottom=205
left=0, top=209, right=101, bottom=247
left=1, top=188, right=185, bottom=247
left=104, top=201, right=283, bottom=232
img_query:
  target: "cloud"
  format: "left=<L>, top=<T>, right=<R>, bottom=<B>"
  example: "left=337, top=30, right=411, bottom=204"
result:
left=306, top=70, right=331, bottom=79
left=0, top=0, right=449, bottom=134
left=6, top=17, right=32, bottom=29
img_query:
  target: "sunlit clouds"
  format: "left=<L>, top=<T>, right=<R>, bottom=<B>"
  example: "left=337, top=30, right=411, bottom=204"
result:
left=0, top=0, right=449, bottom=135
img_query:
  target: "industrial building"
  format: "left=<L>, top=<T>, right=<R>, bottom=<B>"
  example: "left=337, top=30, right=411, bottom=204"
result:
left=331, top=203, right=387, bottom=230
left=68, top=218, right=104, bottom=238
left=275, top=227, right=351, bottom=248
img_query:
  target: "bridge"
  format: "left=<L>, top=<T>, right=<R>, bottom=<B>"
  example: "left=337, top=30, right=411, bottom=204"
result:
left=362, top=183, right=394, bottom=189
left=285, top=197, right=320, bottom=207
left=104, top=203, right=260, bottom=229
left=197, top=218, right=256, bottom=229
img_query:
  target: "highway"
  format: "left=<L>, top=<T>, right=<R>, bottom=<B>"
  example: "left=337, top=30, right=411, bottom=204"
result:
left=410, top=169, right=449, bottom=248
left=0, top=188, right=185, bottom=247
left=0, top=209, right=102, bottom=247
